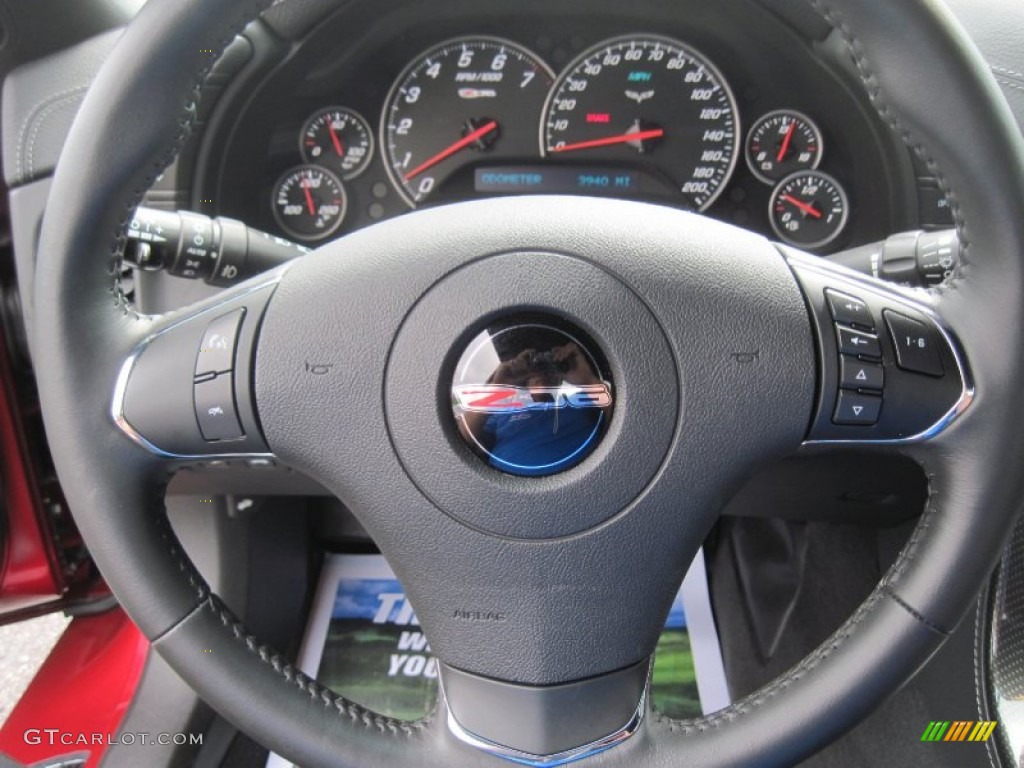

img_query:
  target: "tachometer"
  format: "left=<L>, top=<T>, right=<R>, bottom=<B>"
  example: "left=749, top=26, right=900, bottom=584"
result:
left=381, top=37, right=555, bottom=207
left=541, top=35, right=739, bottom=210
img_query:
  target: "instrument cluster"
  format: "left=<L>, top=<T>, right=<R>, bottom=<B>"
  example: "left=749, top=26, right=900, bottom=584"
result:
left=207, top=0, right=914, bottom=258
left=267, top=33, right=849, bottom=251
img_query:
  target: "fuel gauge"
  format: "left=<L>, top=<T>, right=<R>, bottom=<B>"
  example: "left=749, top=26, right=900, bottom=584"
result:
left=746, top=110, right=823, bottom=184
left=769, top=170, right=849, bottom=250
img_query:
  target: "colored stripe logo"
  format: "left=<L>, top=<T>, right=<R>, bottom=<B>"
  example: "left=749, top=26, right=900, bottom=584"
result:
left=921, top=721, right=997, bottom=742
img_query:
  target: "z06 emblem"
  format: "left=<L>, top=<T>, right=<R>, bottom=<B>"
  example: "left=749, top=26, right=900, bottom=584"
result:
left=453, top=384, right=613, bottom=414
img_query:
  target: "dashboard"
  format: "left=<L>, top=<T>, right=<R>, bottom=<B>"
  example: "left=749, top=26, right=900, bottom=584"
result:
left=199, top=0, right=931, bottom=258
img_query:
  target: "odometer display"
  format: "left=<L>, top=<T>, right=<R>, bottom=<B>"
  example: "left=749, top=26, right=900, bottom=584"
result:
left=541, top=35, right=739, bottom=210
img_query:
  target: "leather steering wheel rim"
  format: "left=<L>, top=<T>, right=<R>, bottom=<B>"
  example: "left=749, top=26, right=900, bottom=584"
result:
left=33, top=0, right=1024, bottom=766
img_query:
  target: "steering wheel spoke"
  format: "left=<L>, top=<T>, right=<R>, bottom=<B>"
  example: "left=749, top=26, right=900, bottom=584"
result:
left=112, top=271, right=283, bottom=460
left=785, top=248, right=973, bottom=446
left=440, top=658, right=649, bottom=765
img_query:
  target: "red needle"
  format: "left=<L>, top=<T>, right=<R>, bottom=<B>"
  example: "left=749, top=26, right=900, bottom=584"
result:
left=328, top=123, right=344, bottom=157
left=551, top=128, right=665, bottom=154
left=781, top=194, right=822, bottom=219
left=404, top=120, right=499, bottom=181
left=301, top=178, right=316, bottom=216
left=776, top=121, right=796, bottom=162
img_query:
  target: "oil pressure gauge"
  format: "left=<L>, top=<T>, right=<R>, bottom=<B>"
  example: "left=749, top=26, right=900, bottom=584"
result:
left=746, top=110, right=823, bottom=184
left=769, top=170, right=849, bottom=250
left=300, top=107, right=374, bottom=180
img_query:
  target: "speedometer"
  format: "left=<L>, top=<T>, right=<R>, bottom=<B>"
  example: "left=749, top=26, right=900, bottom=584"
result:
left=382, top=37, right=554, bottom=207
left=541, top=35, right=739, bottom=210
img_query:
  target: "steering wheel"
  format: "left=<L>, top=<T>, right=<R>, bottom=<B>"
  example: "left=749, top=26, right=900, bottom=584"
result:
left=33, top=0, right=1024, bottom=765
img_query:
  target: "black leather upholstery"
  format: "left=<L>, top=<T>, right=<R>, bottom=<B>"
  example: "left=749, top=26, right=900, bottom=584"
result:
left=30, top=0, right=1024, bottom=766
left=1, top=28, right=122, bottom=187
left=945, top=0, right=1024, bottom=129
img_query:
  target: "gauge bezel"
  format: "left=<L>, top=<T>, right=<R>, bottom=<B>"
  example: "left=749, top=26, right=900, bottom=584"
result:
left=379, top=35, right=556, bottom=209
left=299, top=106, right=375, bottom=180
left=270, top=164, right=347, bottom=242
left=538, top=33, right=741, bottom=212
left=744, top=108, right=824, bottom=185
left=768, top=169, right=849, bottom=250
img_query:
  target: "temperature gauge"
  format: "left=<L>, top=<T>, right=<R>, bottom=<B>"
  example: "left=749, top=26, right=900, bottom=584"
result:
left=300, top=107, right=374, bottom=179
left=746, top=110, right=823, bottom=184
left=271, top=165, right=346, bottom=242
left=769, top=170, right=849, bottom=250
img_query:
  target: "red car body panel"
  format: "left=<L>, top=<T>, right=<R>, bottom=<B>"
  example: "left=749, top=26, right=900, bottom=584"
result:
left=0, top=326, right=62, bottom=612
left=0, top=609, right=149, bottom=767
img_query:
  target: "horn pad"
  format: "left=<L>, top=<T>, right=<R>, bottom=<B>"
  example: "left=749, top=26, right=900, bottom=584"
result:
left=384, top=250, right=678, bottom=540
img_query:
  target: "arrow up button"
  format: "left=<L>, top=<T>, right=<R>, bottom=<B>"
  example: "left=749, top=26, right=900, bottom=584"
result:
left=839, top=356, right=884, bottom=391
